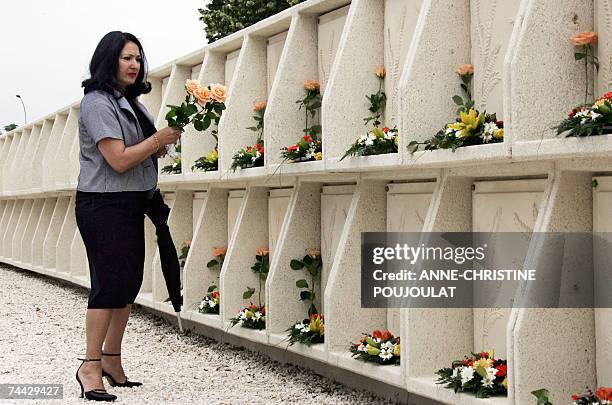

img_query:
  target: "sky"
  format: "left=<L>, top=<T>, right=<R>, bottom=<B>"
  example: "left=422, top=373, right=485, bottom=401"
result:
left=0, top=0, right=207, bottom=129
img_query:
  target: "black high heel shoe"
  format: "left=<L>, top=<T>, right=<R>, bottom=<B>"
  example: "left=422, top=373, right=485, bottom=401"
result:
left=75, top=358, right=117, bottom=401
left=101, top=352, right=143, bottom=387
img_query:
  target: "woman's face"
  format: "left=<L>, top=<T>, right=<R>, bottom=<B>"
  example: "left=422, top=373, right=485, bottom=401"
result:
left=116, top=41, right=141, bottom=89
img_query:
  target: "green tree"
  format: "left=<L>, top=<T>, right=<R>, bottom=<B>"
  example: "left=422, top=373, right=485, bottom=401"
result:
left=199, top=0, right=305, bottom=43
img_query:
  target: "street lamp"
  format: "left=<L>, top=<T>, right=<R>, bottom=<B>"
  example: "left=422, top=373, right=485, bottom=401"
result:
left=16, top=94, right=27, bottom=126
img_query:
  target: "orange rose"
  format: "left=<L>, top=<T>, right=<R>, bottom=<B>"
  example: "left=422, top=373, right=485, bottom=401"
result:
left=184, top=239, right=192, bottom=247
left=375, top=66, right=386, bottom=78
left=597, top=387, right=612, bottom=401
left=210, top=83, right=227, bottom=103
left=253, top=101, right=267, bottom=112
left=185, top=79, right=202, bottom=95
left=213, top=246, right=227, bottom=257
left=256, top=247, right=270, bottom=256
left=193, top=86, right=211, bottom=106
left=456, top=63, right=474, bottom=76
left=372, top=329, right=393, bottom=341
left=304, top=80, right=320, bottom=91
left=572, top=31, right=598, bottom=46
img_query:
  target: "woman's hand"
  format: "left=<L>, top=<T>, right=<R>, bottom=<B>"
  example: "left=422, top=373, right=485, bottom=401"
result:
left=156, top=145, right=167, bottom=157
left=155, top=127, right=182, bottom=146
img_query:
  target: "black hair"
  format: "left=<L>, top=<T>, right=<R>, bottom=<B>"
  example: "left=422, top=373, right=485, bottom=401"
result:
left=82, top=31, right=151, bottom=99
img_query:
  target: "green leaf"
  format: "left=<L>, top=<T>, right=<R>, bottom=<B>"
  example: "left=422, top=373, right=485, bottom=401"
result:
left=452, top=95, right=464, bottom=106
left=299, top=291, right=311, bottom=301
left=296, top=279, right=309, bottom=289
left=243, top=287, right=255, bottom=299
left=290, top=259, right=304, bottom=270
left=207, top=284, right=217, bottom=293
left=574, top=52, right=587, bottom=61
left=194, top=120, right=204, bottom=131
left=207, top=259, right=218, bottom=268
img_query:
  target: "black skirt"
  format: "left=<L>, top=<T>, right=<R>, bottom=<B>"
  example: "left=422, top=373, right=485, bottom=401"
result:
left=75, top=190, right=148, bottom=309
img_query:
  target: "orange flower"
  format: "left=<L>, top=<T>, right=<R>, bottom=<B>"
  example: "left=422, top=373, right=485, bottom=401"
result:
left=572, top=31, right=598, bottom=46
left=248, top=304, right=259, bottom=311
left=185, top=79, right=201, bottom=95
left=304, top=79, right=320, bottom=91
left=184, top=239, right=192, bottom=247
left=456, top=64, right=474, bottom=76
left=597, top=387, right=612, bottom=401
left=375, top=66, right=386, bottom=78
left=193, top=86, right=211, bottom=106
left=211, top=290, right=220, bottom=299
left=210, top=83, right=227, bottom=103
left=213, top=246, right=227, bottom=257
left=306, top=248, right=320, bottom=258
left=253, top=101, right=267, bottom=112
left=372, top=329, right=393, bottom=341
left=256, top=247, right=270, bottom=256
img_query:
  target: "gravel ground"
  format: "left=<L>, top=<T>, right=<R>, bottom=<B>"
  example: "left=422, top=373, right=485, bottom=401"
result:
left=0, top=264, right=386, bottom=405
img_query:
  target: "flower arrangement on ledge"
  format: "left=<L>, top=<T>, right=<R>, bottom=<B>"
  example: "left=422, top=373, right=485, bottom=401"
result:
left=350, top=330, right=400, bottom=365
left=197, top=284, right=220, bottom=314
left=231, top=102, right=265, bottom=171
left=408, top=64, right=504, bottom=153
left=435, top=351, right=507, bottom=398
left=555, top=32, right=612, bottom=137
left=229, top=247, right=269, bottom=330
left=286, top=249, right=324, bottom=346
left=341, top=67, right=398, bottom=160
left=532, top=386, right=612, bottom=405
left=280, top=80, right=322, bottom=163
left=192, top=148, right=218, bottom=171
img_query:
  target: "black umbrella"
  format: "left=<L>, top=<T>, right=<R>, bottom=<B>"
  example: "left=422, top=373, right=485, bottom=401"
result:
left=145, top=188, right=184, bottom=332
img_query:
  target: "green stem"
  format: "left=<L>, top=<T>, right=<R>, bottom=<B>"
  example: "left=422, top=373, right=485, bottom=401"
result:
left=585, top=45, right=589, bottom=107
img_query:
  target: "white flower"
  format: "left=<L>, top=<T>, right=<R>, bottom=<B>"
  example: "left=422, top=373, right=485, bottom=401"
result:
left=484, top=122, right=498, bottom=135
left=482, top=377, right=493, bottom=388
left=299, top=324, right=310, bottom=334
left=357, top=344, right=367, bottom=352
left=384, top=131, right=395, bottom=140
left=208, top=300, right=216, bottom=308
left=379, top=349, right=394, bottom=361
left=251, top=156, right=257, bottom=162
left=364, top=138, right=374, bottom=146
left=254, top=311, right=262, bottom=320
left=455, top=130, right=462, bottom=138
left=238, top=153, right=244, bottom=158
left=483, top=133, right=492, bottom=143
left=460, top=366, right=475, bottom=386
left=358, top=134, right=369, bottom=145
left=452, top=367, right=460, bottom=378
left=294, top=322, right=303, bottom=330
left=590, top=111, right=602, bottom=121
left=445, top=127, right=455, bottom=135
left=380, top=341, right=394, bottom=351
left=238, top=310, right=247, bottom=320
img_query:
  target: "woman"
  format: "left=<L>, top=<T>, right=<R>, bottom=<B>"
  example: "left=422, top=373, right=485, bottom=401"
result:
left=75, top=31, right=181, bottom=401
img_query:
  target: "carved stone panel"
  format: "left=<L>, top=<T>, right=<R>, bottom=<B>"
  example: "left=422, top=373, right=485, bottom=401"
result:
left=386, top=181, right=435, bottom=335
left=384, top=0, right=422, bottom=125
left=225, top=49, right=241, bottom=87
left=317, top=5, right=350, bottom=93
left=191, top=63, right=202, bottom=81
left=470, top=0, right=521, bottom=118
left=595, top=0, right=612, bottom=94
left=321, top=184, right=354, bottom=312
left=228, top=189, right=245, bottom=242
left=268, top=188, right=292, bottom=259
left=267, top=31, right=288, bottom=96
left=472, top=179, right=545, bottom=358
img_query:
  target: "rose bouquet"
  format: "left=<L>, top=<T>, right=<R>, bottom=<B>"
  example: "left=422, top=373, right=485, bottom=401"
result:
left=197, top=285, right=220, bottom=315
left=408, top=64, right=504, bottom=152
left=231, top=102, right=266, bottom=171
left=230, top=248, right=269, bottom=330
left=350, top=330, right=400, bottom=365
left=532, top=386, right=612, bottom=405
left=280, top=80, right=322, bottom=163
left=435, top=351, right=507, bottom=398
left=342, top=67, right=398, bottom=159
left=229, top=303, right=266, bottom=330
left=287, top=314, right=324, bottom=346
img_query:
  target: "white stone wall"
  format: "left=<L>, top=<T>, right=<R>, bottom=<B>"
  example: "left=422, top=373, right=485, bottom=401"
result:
left=1, top=0, right=612, bottom=403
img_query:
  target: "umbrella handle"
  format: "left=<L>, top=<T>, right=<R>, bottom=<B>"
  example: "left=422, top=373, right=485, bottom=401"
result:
left=176, top=312, right=183, bottom=333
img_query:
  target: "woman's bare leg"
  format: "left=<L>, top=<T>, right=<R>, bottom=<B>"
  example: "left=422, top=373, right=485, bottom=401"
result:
left=101, top=304, right=132, bottom=382
left=78, top=309, right=113, bottom=391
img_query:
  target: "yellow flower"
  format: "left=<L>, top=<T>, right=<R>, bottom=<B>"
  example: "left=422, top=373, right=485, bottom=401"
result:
left=371, top=127, right=385, bottom=139
left=207, top=148, right=218, bottom=162
left=309, top=316, right=324, bottom=334
left=503, top=377, right=508, bottom=389
left=314, top=152, right=322, bottom=161
left=393, top=343, right=400, bottom=357
left=473, top=357, right=493, bottom=369
left=448, top=109, right=485, bottom=138
left=494, top=128, right=504, bottom=139
left=245, top=310, right=254, bottom=319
